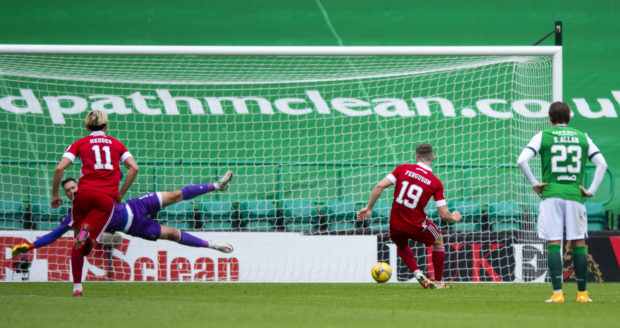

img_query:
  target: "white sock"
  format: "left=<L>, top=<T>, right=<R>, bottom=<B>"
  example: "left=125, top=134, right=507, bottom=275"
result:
left=213, top=183, right=220, bottom=190
left=74, top=283, right=82, bottom=292
left=553, top=289, right=562, bottom=294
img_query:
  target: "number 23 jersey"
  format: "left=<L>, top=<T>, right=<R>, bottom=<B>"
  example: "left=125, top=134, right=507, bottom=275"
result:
left=62, top=131, right=132, bottom=198
left=526, top=126, right=600, bottom=203
left=388, top=163, right=446, bottom=226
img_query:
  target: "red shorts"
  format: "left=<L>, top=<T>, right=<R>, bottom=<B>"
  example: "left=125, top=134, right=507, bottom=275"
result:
left=71, top=190, right=115, bottom=243
left=389, top=219, right=441, bottom=248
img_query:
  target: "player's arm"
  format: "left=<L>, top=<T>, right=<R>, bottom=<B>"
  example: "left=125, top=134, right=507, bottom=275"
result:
left=357, top=177, right=393, bottom=221
left=581, top=134, right=608, bottom=197
left=517, top=132, right=547, bottom=197
left=432, top=182, right=461, bottom=223
left=12, top=224, right=70, bottom=257
left=51, top=157, right=72, bottom=208
left=117, top=156, right=139, bottom=204
left=437, top=205, right=462, bottom=223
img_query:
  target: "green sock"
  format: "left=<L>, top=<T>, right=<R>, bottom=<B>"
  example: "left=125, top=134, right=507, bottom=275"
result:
left=547, top=244, right=563, bottom=291
left=573, top=246, right=588, bottom=291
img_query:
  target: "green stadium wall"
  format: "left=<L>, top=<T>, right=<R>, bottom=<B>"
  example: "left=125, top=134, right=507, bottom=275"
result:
left=0, top=0, right=618, bottom=213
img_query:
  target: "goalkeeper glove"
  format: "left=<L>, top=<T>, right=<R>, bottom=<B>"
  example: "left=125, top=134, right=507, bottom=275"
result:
left=12, top=243, right=34, bottom=258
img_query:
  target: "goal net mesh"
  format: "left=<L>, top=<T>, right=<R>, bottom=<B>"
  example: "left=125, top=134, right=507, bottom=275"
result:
left=0, top=51, right=552, bottom=282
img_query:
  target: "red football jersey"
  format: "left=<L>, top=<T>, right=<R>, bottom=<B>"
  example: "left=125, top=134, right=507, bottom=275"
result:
left=63, top=131, right=132, bottom=198
left=388, top=163, right=446, bottom=226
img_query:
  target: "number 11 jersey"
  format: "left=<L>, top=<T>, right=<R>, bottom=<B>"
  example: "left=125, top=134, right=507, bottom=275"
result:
left=63, top=131, right=132, bottom=198
left=387, top=163, right=446, bottom=226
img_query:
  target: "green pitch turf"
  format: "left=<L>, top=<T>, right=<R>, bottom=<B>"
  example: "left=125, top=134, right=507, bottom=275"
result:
left=1, top=283, right=618, bottom=327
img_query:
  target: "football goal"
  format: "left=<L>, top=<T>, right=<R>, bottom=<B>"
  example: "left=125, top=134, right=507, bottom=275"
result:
left=0, top=45, right=561, bottom=283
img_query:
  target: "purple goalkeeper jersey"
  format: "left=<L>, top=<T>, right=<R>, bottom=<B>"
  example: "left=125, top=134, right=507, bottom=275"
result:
left=44, top=193, right=163, bottom=247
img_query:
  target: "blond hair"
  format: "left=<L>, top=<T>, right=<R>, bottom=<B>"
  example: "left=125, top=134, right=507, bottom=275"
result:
left=85, top=110, right=108, bottom=131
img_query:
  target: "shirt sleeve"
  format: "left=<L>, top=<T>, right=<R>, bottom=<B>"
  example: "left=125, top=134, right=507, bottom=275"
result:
left=585, top=133, right=601, bottom=160
left=524, top=131, right=543, bottom=155
left=62, top=142, right=79, bottom=162
left=587, top=152, right=608, bottom=196
left=33, top=224, right=70, bottom=248
left=434, top=180, right=446, bottom=207
left=386, top=165, right=401, bottom=184
left=59, top=212, right=72, bottom=230
left=118, top=142, right=132, bottom=163
left=517, top=147, right=539, bottom=187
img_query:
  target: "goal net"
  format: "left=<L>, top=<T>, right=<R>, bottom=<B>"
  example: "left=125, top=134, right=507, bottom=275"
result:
left=0, top=46, right=559, bottom=283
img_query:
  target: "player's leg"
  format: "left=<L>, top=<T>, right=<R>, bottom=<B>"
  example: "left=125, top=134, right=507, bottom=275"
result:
left=79, top=201, right=115, bottom=252
left=124, top=202, right=233, bottom=254
left=70, top=241, right=92, bottom=297
left=538, top=198, right=565, bottom=303
left=570, top=239, right=591, bottom=303
left=71, top=192, right=115, bottom=296
left=565, top=200, right=590, bottom=302
left=431, top=234, right=449, bottom=289
left=163, top=170, right=234, bottom=207
left=159, top=225, right=233, bottom=253
left=390, top=226, right=432, bottom=288
left=545, top=240, right=564, bottom=303
left=70, top=248, right=84, bottom=297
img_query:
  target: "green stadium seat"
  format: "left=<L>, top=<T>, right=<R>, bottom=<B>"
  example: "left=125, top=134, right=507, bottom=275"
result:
left=198, top=201, right=235, bottom=230
left=448, top=200, right=482, bottom=231
left=31, top=198, right=67, bottom=230
left=240, top=200, right=277, bottom=231
left=488, top=202, right=523, bottom=231
left=0, top=199, right=25, bottom=219
left=281, top=200, right=318, bottom=232
left=323, top=201, right=358, bottom=232
left=0, top=199, right=25, bottom=229
left=585, top=201, right=607, bottom=231
left=366, top=200, right=391, bottom=232
left=0, top=200, right=24, bottom=229
left=0, top=219, right=24, bottom=230
left=159, top=202, right=195, bottom=230
left=36, top=221, right=60, bottom=230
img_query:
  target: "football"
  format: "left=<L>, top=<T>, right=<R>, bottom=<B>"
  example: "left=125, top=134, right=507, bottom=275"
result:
left=371, top=262, right=392, bottom=283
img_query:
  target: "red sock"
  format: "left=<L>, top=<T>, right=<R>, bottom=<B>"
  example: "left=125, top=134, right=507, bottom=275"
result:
left=71, top=248, right=84, bottom=284
left=432, top=246, right=446, bottom=281
left=397, top=246, right=419, bottom=272
left=80, top=241, right=93, bottom=256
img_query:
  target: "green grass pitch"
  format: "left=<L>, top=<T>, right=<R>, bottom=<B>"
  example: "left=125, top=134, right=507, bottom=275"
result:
left=2, top=283, right=619, bottom=327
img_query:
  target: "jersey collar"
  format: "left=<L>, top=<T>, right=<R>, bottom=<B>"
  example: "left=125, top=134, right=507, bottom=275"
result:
left=89, top=131, right=106, bottom=136
left=417, top=162, right=432, bottom=172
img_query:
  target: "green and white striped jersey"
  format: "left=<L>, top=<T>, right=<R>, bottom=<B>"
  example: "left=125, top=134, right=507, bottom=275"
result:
left=524, top=125, right=601, bottom=203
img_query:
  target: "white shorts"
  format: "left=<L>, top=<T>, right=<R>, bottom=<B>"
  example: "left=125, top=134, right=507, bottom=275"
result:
left=537, top=198, right=588, bottom=241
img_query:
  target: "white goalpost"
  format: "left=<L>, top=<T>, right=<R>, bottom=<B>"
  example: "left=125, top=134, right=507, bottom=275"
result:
left=0, top=45, right=561, bottom=283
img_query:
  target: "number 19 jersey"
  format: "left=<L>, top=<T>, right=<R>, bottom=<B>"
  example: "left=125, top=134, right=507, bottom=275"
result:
left=526, top=126, right=600, bottom=203
left=62, top=131, right=132, bottom=198
left=387, top=163, right=446, bottom=226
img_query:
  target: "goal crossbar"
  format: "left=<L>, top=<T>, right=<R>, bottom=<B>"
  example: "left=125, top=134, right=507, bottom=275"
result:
left=0, top=44, right=563, bottom=100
